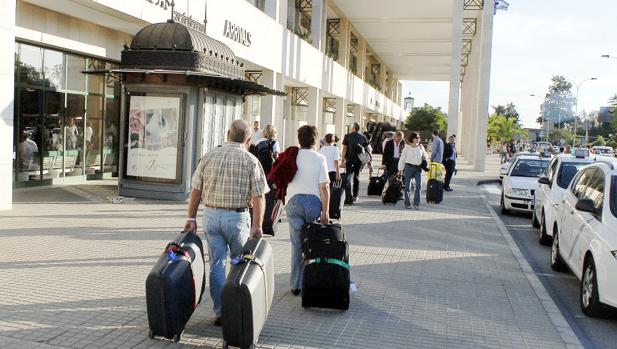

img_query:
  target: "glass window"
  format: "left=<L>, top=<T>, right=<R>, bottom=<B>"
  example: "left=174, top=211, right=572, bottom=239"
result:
left=202, top=95, right=215, bottom=154
left=557, top=162, right=592, bottom=189
left=583, top=170, right=605, bottom=212
left=87, top=59, right=105, bottom=94
left=105, top=62, right=120, bottom=96
left=65, top=94, right=86, bottom=176
left=572, top=168, right=595, bottom=199
left=225, top=98, right=235, bottom=134
left=42, top=92, right=63, bottom=179
left=509, top=159, right=550, bottom=178
left=214, top=96, right=225, bottom=147
left=86, top=96, right=103, bottom=174
left=15, top=89, right=42, bottom=182
left=67, top=54, right=86, bottom=91
left=103, top=97, right=120, bottom=174
left=18, top=44, right=44, bottom=86
left=610, top=176, right=617, bottom=218
left=545, top=158, right=558, bottom=181
left=44, top=49, right=64, bottom=89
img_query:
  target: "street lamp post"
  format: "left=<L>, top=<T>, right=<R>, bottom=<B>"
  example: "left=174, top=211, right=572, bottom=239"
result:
left=571, top=77, right=598, bottom=146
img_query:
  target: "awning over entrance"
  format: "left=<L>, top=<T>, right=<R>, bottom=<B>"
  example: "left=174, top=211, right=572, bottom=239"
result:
left=85, top=20, right=285, bottom=96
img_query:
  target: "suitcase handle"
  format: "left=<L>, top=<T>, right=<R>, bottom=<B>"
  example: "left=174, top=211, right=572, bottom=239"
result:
left=237, top=239, right=270, bottom=317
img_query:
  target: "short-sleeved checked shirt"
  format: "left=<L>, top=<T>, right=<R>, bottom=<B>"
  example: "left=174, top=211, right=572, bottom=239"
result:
left=191, top=143, right=269, bottom=208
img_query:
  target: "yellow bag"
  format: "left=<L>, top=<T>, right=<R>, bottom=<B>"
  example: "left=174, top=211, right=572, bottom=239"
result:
left=428, top=162, right=445, bottom=182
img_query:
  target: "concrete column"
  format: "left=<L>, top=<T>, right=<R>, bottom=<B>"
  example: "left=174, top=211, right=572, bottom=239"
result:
left=306, top=87, right=322, bottom=130
left=357, top=38, right=367, bottom=81
left=447, top=0, right=463, bottom=138
left=379, top=64, right=387, bottom=94
left=283, top=87, right=293, bottom=147
left=310, top=0, right=325, bottom=51
left=260, top=70, right=284, bottom=128
left=471, top=4, right=494, bottom=171
left=338, top=18, right=350, bottom=69
left=276, top=0, right=288, bottom=25
left=0, top=1, right=15, bottom=210
left=334, top=98, right=347, bottom=141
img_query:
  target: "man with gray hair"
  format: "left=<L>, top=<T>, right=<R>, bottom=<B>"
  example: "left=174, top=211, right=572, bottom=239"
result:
left=184, top=119, right=269, bottom=326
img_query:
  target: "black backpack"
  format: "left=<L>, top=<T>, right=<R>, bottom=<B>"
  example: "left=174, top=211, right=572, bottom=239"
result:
left=256, top=140, right=276, bottom=175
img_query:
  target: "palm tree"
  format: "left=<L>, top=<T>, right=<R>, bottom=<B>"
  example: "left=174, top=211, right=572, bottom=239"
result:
left=488, top=115, right=526, bottom=142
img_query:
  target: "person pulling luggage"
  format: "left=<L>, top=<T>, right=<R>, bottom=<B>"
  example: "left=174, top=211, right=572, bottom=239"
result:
left=382, top=131, right=404, bottom=179
left=341, top=123, right=369, bottom=203
left=285, top=125, right=330, bottom=296
left=184, top=120, right=269, bottom=326
left=319, top=133, right=341, bottom=184
left=398, top=132, right=428, bottom=210
left=442, top=135, right=457, bottom=192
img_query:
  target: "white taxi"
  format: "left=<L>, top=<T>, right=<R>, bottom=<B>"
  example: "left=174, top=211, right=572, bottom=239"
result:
left=533, top=151, right=594, bottom=245
left=550, top=160, right=617, bottom=316
left=499, top=152, right=534, bottom=182
left=500, top=155, right=551, bottom=215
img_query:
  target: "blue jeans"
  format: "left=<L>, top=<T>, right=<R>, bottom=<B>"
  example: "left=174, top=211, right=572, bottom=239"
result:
left=202, top=207, right=250, bottom=317
left=285, top=194, right=322, bottom=289
left=404, top=164, right=422, bottom=207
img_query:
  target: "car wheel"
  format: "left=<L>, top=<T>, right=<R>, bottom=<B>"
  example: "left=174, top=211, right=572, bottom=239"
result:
left=550, top=228, right=567, bottom=272
left=580, top=256, right=609, bottom=317
left=538, top=210, right=551, bottom=246
left=532, top=209, right=540, bottom=228
left=500, top=193, right=510, bottom=215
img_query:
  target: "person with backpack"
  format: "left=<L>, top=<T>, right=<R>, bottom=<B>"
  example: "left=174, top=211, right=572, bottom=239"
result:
left=398, top=132, right=428, bottom=210
left=254, top=125, right=280, bottom=176
left=319, top=133, right=341, bottom=183
left=341, top=123, right=369, bottom=203
left=284, top=125, right=330, bottom=296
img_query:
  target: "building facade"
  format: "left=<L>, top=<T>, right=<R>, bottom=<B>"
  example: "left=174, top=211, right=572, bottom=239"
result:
left=0, top=0, right=494, bottom=209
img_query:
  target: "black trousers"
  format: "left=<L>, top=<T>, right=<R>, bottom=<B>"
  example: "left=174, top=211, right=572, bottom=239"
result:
left=345, top=158, right=362, bottom=198
left=328, top=171, right=337, bottom=185
left=384, top=158, right=399, bottom=179
left=443, top=159, right=456, bottom=188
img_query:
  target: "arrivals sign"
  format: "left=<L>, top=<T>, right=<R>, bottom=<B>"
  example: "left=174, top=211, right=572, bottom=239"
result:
left=223, top=20, right=252, bottom=47
left=127, top=96, right=181, bottom=181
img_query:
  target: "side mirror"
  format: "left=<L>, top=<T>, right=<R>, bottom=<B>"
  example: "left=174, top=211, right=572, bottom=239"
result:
left=575, top=199, right=598, bottom=214
left=538, top=177, right=551, bottom=185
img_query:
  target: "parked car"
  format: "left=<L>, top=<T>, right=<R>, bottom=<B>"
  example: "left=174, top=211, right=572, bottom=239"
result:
left=501, top=155, right=551, bottom=215
left=533, top=150, right=595, bottom=245
left=499, top=152, right=534, bottom=182
left=592, top=146, right=614, bottom=157
left=550, top=160, right=617, bottom=316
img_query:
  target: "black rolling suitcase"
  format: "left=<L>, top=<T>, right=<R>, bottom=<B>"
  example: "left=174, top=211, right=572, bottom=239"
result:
left=221, top=238, right=275, bottom=349
left=426, top=179, right=444, bottom=203
left=301, top=222, right=350, bottom=310
left=329, top=178, right=345, bottom=220
left=251, top=189, right=283, bottom=236
left=367, top=170, right=386, bottom=196
left=146, top=232, right=205, bottom=343
left=382, top=175, right=403, bottom=204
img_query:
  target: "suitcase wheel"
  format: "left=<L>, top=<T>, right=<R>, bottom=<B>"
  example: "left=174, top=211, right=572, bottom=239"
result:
left=148, top=330, right=155, bottom=339
left=173, top=333, right=181, bottom=343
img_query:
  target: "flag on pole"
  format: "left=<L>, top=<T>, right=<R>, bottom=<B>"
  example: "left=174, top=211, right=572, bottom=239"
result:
left=494, top=0, right=510, bottom=13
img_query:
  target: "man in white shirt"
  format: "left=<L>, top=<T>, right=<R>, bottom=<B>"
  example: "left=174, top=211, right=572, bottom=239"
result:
left=250, top=120, right=262, bottom=145
left=18, top=132, right=38, bottom=170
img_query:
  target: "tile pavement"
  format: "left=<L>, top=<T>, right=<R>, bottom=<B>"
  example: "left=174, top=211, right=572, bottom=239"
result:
left=0, top=155, right=576, bottom=348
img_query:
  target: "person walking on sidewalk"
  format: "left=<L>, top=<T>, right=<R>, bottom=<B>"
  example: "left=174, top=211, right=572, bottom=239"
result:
left=382, top=131, right=404, bottom=179
left=184, top=120, right=269, bottom=326
left=443, top=135, right=457, bottom=192
left=320, top=133, right=341, bottom=184
left=254, top=125, right=280, bottom=176
left=398, top=132, right=428, bottom=210
left=430, top=130, right=444, bottom=164
left=286, top=125, right=330, bottom=296
left=341, top=122, right=369, bottom=202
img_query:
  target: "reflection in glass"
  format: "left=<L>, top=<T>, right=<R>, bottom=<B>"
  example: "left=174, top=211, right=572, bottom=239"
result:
left=225, top=98, right=235, bottom=135
left=65, top=94, right=85, bottom=176
left=16, top=89, right=42, bottom=181
left=67, top=55, right=86, bottom=91
left=43, top=92, right=63, bottom=179
left=18, top=44, right=44, bottom=85
left=104, top=98, right=120, bottom=174
left=87, top=59, right=105, bottom=94
left=203, top=95, right=215, bottom=154
left=44, top=49, right=64, bottom=89
left=214, top=96, right=225, bottom=147
left=86, top=96, right=103, bottom=174
left=105, top=62, right=120, bottom=96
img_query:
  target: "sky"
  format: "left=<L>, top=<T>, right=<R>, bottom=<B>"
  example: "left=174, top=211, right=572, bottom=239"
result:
left=402, top=0, right=617, bottom=129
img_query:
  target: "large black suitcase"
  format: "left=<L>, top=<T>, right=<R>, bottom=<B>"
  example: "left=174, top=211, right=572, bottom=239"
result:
left=426, top=179, right=444, bottom=204
left=367, top=170, right=386, bottom=196
left=329, top=179, right=345, bottom=220
left=146, top=232, right=205, bottom=342
left=382, top=176, right=403, bottom=205
left=221, top=238, right=275, bottom=349
left=301, top=222, right=350, bottom=310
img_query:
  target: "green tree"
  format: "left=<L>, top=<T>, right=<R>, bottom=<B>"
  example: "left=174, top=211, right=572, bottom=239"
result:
left=405, top=103, right=447, bottom=132
left=538, top=76, right=576, bottom=126
left=548, top=128, right=574, bottom=145
left=487, top=114, right=526, bottom=142
left=492, top=102, right=520, bottom=121
left=592, top=135, right=607, bottom=146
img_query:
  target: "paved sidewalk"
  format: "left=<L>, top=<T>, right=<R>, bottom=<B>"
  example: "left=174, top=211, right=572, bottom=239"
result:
left=0, top=155, right=574, bottom=348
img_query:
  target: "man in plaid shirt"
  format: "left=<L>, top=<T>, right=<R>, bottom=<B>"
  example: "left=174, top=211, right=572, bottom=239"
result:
left=185, top=119, right=269, bottom=326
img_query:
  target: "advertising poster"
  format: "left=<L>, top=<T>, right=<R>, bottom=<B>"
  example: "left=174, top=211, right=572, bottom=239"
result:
left=127, top=96, right=180, bottom=180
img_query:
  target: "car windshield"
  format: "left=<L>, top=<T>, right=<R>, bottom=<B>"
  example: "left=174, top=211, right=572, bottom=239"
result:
left=557, top=162, right=592, bottom=189
left=510, top=159, right=550, bottom=178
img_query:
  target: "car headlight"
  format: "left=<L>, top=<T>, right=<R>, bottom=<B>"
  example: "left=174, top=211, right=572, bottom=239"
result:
left=611, top=251, right=617, bottom=260
left=511, top=188, right=530, bottom=197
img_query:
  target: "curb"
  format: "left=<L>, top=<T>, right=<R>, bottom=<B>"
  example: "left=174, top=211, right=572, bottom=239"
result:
left=478, top=186, right=584, bottom=349
left=476, top=179, right=500, bottom=186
